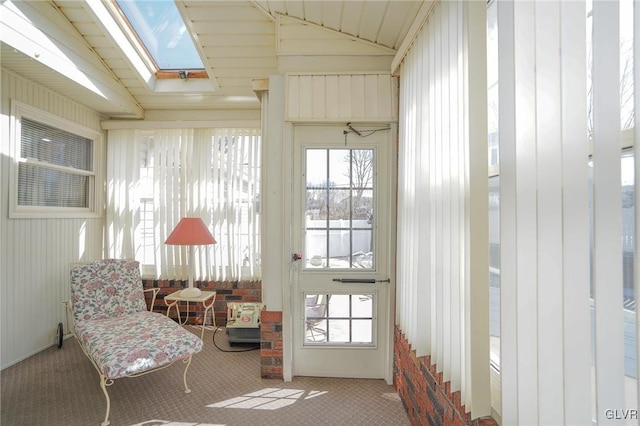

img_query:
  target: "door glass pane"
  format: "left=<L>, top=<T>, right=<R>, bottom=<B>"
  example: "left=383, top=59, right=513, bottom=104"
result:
left=328, top=294, right=350, bottom=317
left=304, top=293, right=374, bottom=345
left=305, top=148, right=375, bottom=269
left=306, top=149, right=328, bottom=188
left=328, top=320, right=350, bottom=343
left=352, top=295, right=373, bottom=318
left=352, top=320, right=373, bottom=343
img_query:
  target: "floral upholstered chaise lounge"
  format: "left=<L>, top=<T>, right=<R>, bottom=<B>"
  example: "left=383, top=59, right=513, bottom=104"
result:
left=69, top=259, right=203, bottom=426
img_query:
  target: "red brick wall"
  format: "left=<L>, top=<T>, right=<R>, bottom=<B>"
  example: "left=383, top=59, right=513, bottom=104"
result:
left=142, top=279, right=262, bottom=326
left=394, top=326, right=497, bottom=426
left=260, top=310, right=283, bottom=379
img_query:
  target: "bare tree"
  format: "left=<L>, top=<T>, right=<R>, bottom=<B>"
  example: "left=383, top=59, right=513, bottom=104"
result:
left=344, top=150, right=373, bottom=217
left=306, top=180, right=349, bottom=220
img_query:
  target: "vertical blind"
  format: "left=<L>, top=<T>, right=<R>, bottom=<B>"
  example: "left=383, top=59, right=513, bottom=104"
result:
left=396, top=0, right=490, bottom=418
left=106, top=128, right=261, bottom=282
left=591, top=1, right=625, bottom=423
left=498, top=2, right=592, bottom=423
left=397, top=0, right=638, bottom=421
left=497, top=0, right=638, bottom=424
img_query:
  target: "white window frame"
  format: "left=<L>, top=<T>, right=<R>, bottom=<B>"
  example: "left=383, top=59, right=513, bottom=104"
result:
left=9, top=100, right=104, bottom=218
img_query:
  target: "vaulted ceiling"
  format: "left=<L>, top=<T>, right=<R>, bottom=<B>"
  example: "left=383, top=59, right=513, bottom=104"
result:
left=1, top=0, right=423, bottom=119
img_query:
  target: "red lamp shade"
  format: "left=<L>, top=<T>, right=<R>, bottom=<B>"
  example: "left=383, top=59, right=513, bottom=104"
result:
left=165, top=218, right=216, bottom=246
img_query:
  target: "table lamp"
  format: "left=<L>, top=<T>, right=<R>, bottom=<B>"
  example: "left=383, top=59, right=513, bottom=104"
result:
left=165, top=217, right=216, bottom=298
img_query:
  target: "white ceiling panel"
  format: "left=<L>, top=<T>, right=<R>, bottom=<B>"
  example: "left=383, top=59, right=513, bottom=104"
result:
left=319, top=1, right=344, bottom=29
left=357, top=2, right=389, bottom=43
left=377, top=1, right=418, bottom=48
left=301, top=1, right=323, bottom=23
left=197, top=34, right=274, bottom=47
left=338, top=2, right=366, bottom=38
left=2, top=0, right=423, bottom=117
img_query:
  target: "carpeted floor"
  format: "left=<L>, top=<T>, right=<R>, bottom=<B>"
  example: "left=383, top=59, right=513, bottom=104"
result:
left=1, top=326, right=409, bottom=426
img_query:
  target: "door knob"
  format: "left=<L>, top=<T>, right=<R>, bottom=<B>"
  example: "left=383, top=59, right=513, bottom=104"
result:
left=292, top=253, right=302, bottom=261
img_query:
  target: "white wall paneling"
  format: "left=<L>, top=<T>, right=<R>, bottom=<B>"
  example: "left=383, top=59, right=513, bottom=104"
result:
left=1, top=68, right=105, bottom=369
left=276, top=14, right=397, bottom=74
left=286, top=73, right=397, bottom=122
left=277, top=15, right=396, bottom=57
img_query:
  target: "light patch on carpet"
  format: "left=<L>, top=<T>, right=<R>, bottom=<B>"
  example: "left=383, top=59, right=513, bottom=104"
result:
left=208, top=396, right=252, bottom=407
left=305, top=390, right=328, bottom=399
left=382, top=392, right=402, bottom=401
left=207, top=388, right=326, bottom=411
left=244, top=387, right=284, bottom=397
left=130, top=421, right=225, bottom=426
left=253, top=398, right=297, bottom=410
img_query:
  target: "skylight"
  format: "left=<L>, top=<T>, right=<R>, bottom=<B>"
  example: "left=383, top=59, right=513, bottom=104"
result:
left=115, top=0, right=204, bottom=71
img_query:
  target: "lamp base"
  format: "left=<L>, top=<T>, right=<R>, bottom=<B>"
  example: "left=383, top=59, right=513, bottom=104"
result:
left=180, top=287, right=202, bottom=298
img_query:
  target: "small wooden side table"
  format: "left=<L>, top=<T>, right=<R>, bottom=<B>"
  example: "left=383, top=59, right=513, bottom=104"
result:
left=164, top=290, right=216, bottom=342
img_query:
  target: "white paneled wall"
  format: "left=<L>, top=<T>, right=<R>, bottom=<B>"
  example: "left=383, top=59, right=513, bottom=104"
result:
left=286, top=73, right=397, bottom=122
left=1, top=69, right=105, bottom=369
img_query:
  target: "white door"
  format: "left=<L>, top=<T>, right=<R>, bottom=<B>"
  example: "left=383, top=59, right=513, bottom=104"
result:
left=291, top=124, right=395, bottom=382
